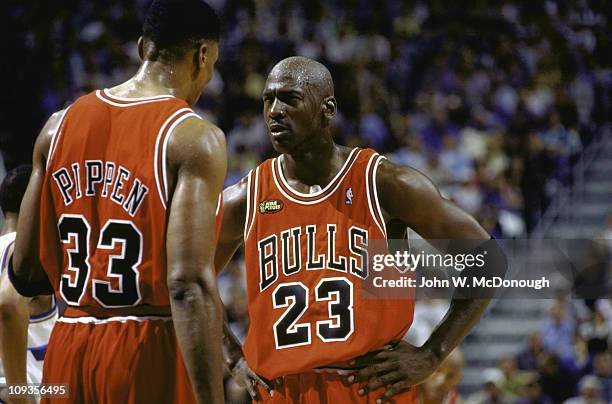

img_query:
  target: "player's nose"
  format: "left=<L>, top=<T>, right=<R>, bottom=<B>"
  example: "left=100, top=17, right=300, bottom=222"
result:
left=269, top=98, right=286, bottom=118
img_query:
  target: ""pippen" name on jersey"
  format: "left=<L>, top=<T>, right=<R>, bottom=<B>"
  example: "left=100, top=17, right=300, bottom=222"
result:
left=52, top=160, right=149, bottom=217
left=257, top=224, right=369, bottom=291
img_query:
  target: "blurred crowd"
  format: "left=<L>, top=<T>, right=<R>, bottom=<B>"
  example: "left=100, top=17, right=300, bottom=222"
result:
left=463, top=293, right=612, bottom=404
left=3, top=0, right=611, bottom=236
left=2, top=0, right=611, bottom=402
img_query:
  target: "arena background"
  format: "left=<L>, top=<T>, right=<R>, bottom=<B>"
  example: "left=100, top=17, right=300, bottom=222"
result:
left=1, top=1, right=610, bottom=402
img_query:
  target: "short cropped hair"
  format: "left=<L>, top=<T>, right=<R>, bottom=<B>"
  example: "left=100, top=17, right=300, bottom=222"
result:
left=142, top=0, right=220, bottom=60
left=0, top=165, right=32, bottom=215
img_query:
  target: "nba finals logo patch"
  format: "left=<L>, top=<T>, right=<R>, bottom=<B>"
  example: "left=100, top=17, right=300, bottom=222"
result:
left=259, top=199, right=283, bottom=214
left=345, top=187, right=353, bottom=205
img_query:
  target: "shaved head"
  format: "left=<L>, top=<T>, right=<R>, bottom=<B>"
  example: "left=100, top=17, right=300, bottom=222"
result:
left=263, top=56, right=337, bottom=154
left=268, top=56, right=334, bottom=98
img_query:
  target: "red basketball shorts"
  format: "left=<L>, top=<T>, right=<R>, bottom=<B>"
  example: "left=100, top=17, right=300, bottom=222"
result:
left=40, top=313, right=195, bottom=404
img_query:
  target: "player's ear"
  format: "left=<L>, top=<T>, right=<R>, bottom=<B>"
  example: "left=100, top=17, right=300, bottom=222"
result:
left=137, top=37, right=145, bottom=61
left=322, top=96, right=337, bottom=122
left=196, top=42, right=209, bottom=69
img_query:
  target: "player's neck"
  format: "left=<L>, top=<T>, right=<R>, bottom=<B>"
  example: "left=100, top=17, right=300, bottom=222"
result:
left=115, top=61, right=195, bottom=103
left=282, top=141, right=344, bottom=187
left=1, top=213, right=17, bottom=235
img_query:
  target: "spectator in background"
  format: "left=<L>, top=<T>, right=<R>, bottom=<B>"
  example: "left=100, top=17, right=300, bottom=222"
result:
left=465, top=368, right=513, bottom=404
left=515, top=373, right=553, bottom=404
left=573, top=239, right=610, bottom=310
left=498, top=355, right=531, bottom=399
left=538, top=352, right=577, bottom=403
left=541, top=300, right=575, bottom=361
left=419, top=348, right=464, bottom=404
left=592, top=352, right=612, bottom=402
left=517, top=332, right=545, bottom=371
left=579, top=310, right=610, bottom=355
left=563, top=375, right=605, bottom=404
left=566, top=334, right=594, bottom=377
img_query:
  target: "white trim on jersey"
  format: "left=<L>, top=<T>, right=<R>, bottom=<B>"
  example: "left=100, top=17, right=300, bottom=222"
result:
left=372, top=155, right=388, bottom=239
left=276, top=147, right=359, bottom=198
left=161, top=112, right=201, bottom=201
left=57, top=315, right=172, bottom=324
left=95, top=89, right=174, bottom=107
left=102, top=89, right=175, bottom=102
left=245, top=166, right=260, bottom=241
left=46, top=106, right=72, bottom=169
left=215, top=192, right=222, bottom=216
left=243, top=169, right=253, bottom=241
left=365, top=154, right=387, bottom=238
left=153, top=108, right=193, bottom=209
left=271, top=149, right=363, bottom=205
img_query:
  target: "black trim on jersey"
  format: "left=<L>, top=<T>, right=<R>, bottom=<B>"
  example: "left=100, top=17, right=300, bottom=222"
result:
left=281, top=227, right=301, bottom=276
left=305, top=225, right=324, bottom=270
left=85, top=160, right=103, bottom=196
left=326, top=224, right=347, bottom=272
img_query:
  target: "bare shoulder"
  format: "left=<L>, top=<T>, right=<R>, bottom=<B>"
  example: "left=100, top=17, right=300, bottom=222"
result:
left=167, top=115, right=227, bottom=169
left=223, top=175, right=249, bottom=214
left=38, top=108, right=68, bottom=160
left=376, top=158, right=441, bottom=203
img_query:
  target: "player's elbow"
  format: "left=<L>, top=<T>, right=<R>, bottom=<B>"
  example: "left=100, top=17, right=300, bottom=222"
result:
left=167, top=266, right=219, bottom=304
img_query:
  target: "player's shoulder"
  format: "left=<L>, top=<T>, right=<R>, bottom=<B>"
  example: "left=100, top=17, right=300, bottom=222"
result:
left=37, top=108, right=70, bottom=160
left=223, top=174, right=249, bottom=213
left=376, top=157, right=440, bottom=199
left=173, top=114, right=224, bottom=146
left=167, top=113, right=226, bottom=165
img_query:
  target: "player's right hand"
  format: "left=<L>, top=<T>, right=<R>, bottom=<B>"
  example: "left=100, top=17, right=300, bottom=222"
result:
left=230, top=357, right=272, bottom=402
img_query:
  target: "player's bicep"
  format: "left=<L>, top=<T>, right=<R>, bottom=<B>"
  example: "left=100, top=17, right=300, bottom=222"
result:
left=214, top=179, right=248, bottom=272
left=14, top=112, right=60, bottom=280
left=166, top=120, right=227, bottom=283
left=378, top=160, right=487, bottom=240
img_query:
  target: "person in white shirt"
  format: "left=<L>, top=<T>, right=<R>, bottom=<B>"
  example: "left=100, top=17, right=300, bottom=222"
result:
left=0, top=166, right=57, bottom=404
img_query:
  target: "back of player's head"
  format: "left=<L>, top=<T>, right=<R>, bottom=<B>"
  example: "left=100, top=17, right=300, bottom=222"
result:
left=0, top=165, right=32, bottom=216
left=142, top=0, right=220, bottom=61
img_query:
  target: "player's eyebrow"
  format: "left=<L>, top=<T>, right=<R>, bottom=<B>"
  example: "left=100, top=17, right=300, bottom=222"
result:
left=262, top=88, right=304, bottom=98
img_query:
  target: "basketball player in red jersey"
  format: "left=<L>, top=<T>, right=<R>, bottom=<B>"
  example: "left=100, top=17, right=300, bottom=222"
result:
left=216, top=56, right=506, bottom=403
left=9, top=1, right=226, bottom=403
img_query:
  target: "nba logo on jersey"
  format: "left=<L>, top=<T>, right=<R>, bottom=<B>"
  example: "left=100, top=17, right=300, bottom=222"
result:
left=345, top=187, right=353, bottom=205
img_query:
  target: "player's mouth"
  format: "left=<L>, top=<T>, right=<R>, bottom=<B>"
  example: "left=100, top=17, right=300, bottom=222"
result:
left=269, top=122, right=290, bottom=137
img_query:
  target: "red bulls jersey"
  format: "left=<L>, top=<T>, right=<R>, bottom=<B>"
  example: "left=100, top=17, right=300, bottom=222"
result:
left=40, top=89, right=222, bottom=311
left=242, top=148, right=414, bottom=379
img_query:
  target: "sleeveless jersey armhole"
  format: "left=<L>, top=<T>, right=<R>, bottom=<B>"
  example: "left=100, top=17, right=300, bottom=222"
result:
left=46, top=106, right=72, bottom=170
left=244, top=166, right=260, bottom=241
left=365, top=154, right=387, bottom=239
left=153, top=108, right=199, bottom=209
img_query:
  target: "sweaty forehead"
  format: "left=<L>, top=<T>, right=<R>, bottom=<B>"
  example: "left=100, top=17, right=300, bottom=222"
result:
left=265, top=59, right=333, bottom=96
left=265, top=70, right=310, bottom=92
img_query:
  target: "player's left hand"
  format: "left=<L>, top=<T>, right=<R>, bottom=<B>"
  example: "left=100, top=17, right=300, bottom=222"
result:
left=231, top=357, right=272, bottom=402
left=346, top=341, right=439, bottom=403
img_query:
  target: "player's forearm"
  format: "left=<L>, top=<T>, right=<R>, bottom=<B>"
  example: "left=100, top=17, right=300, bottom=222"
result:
left=422, top=299, right=490, bottom=362
left=222, top=315, right=244, bottom=371
left=423, top=238, right=507, bottom=361
left=0, top=294, right=30, bottom=383
left=169, top=273, right=224, bottom=404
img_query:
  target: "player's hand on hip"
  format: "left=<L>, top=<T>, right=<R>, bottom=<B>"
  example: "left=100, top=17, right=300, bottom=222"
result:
left=231, top=357, right=272, bottom=402
left=346, top=341, right=439, bottom=403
